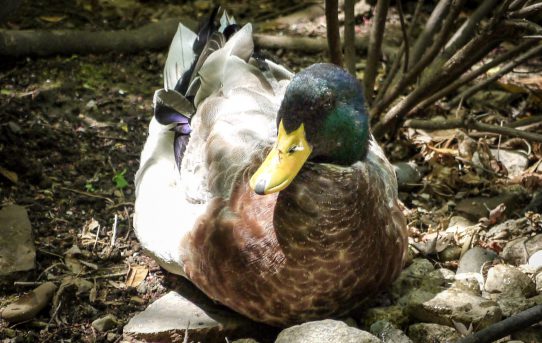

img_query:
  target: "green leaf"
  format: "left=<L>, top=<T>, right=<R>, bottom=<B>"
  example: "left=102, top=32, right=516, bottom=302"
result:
left=113, top=169, right=128, bottom=189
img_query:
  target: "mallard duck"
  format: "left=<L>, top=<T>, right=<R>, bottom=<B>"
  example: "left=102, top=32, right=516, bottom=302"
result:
left=134, top=9, right=407, bottom=327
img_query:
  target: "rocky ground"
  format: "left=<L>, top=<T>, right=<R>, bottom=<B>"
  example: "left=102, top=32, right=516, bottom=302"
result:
left=1, top=1, right=542, bottom=342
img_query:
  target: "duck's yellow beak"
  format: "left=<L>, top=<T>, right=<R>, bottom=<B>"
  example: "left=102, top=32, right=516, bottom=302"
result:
left=250, top=120, right=312, bottom=195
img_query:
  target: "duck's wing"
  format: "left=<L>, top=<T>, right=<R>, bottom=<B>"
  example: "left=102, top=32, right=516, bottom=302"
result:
left=180, top=23, right=292, bottom=199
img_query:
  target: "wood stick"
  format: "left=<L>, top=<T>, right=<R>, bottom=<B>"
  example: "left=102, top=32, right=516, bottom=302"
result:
left=457, top=304, right=542, bottom=343
left=343, top=0, right=356, bottom=75
left=404, top=117, right=542, bottom=143
left=364, top=0, right=390, bottom=104
left=325, top=0, right=343, bottom=66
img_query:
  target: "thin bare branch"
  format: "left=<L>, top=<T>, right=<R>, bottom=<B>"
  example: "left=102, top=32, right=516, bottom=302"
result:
left=449, top=43, right=542, bottom=106
left=509, top=0, right=530, bottom=11
left=325, top=0, right=343, bottom=66
left=457, top=304, right=542, bottom=343
left=510, top=2, right=542, bottom=17
left=396, top=0, right=409, bottom=73
left=371, top=0, right=467, bottom=119
left=409, top=0, right=451, bottom=64
left=344, top=0, right=356, bottom=75
left=374, top=0, right=423, bottom=104
left=364, top=0, right=390, bottom=104
left=413, top=40, right=533, bottom=112
left=442, top=0, right=501, bottom=60
left=404, top=117, right=542, bottom=143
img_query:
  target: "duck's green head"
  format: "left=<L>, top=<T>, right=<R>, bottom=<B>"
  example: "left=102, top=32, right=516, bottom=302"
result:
left=250, top=63, right=369, bottom=195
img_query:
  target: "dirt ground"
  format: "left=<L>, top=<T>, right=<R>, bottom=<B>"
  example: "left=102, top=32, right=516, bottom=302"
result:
left=1, top=0, right=542, bottom=342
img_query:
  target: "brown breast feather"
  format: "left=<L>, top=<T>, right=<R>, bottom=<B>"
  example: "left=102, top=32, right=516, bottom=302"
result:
left=181, top=162, right=407, bottom=327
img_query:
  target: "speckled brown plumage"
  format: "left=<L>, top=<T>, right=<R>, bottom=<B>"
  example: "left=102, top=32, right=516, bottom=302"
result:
left=181, top=156, right=407, bottom=327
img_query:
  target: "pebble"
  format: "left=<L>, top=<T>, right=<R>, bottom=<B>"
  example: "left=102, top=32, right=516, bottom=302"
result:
left=275, top=319, right=380, bottom=343
left=370, top=320, right=412, bottom=343
left=0, top=205, right=36, bottom=276
left=484, top=264, right=537, bottom=298
left=455, top=192, right=524, bottom=221
left=360, top=305, right=408, bottom=328
left=528, top=250, right=542, bottom=269
left=502, top=234, right=542, bottom=265
left=391, top=258, right=434, bottom=298
left=123, top=290, right=260, bottom=342
left=472, top=149, right=529, bottom=178
left=408, top=323, right=460, bottom=343
left=408, top=287, right=502, bottom=329
left=92, top=314, right=119, bottom=332
left=496, top=297, right=537, bottom=317
left=457, top=247, right=498, bottom=275
left=393, top=161, right=422, bottom=189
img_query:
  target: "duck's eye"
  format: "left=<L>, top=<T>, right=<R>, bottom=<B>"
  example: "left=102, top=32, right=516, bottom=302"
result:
left=288, top=146, right=299, bottom=154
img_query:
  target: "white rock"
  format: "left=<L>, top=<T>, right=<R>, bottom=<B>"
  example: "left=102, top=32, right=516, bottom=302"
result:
left=502, top=234, right=542, bottom=265
left=484, top=264, right=537, bottom=298
left=123, top=290, right=259, bottom=342
left=472, top=149, right=529, bottom=177
left=528, top=250, right=542, bottom=269
left=275, top=319, right=380, bottom=343
left=409, top=288, right=502, bottom=329
left=370, top=320, right=412, bottom=343
left=408, top=323, right=460, bottom=343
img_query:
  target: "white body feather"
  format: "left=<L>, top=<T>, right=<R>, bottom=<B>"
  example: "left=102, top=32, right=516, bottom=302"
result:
left=134, top=23, right=292, bottom=275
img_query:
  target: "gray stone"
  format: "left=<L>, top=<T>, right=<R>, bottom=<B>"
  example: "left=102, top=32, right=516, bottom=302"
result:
left=502, top=234, right=542, bottom=266
left=456, top=192, right=525, bottom=221
left=123, top=290, right=260, bottom=342
left=484, top=264, right=537, bottom=298
left=528, top=250, right=542, bottom=269
left=473, top=149, right=529, bottom=178
left=409, top=288, right=502, bottom=329
left=485, top=219, right=526, bottom=241
left=408, top=323, right=460, bottom=343
left=394, top=161, right=422, bottom=188
left=92, top=314, right=119, bottom=332
left=232, top=339, right=259, bottom=343
left=420, top=268, right=455, bottom=292
left=451, top=277, right=482, bottom=295
left=457, top=247, right=498, bottom=275
left=496, top=297, right=536, bottom=317
left=0, top=205, right=36, bottom=275
left=360, top=305, right=409, bottom=328
left=275, top=319, right=380, bottom=343
left=399, top=289, right=437, bottom=309
left=370, top=320, right=412, bottom=343
left=391, top=258, right=435, bottom=298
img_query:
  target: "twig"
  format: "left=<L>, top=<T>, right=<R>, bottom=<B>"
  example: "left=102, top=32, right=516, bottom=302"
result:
left=396, top=0, right=409, bottom=73
left=505, top=115, right=542, bottom=128
left=374, top=0, right=423, bottom=104
left=111, top=214, right=118, bottom=247
left=364, top=0, right=390, bottom=104
left=13, top=281, right=44, bottom=287
left=449, top=43, right=542, bottom=106
left=457, top=304, right=542, bottom=343
left=510, top=2, right=542, bottom=18
left=404, top=117, right=542, bottom=143
left=58, top=186, right=114, bottom=204
left=371, top=0, right=466, bottom=119
left=343, top=0, right=356, bottom=75
left=413, top=40, right=533, bottom=112
left=325, top=0, right=343, bottom=66
left=253, top=33, right=381, bottom=54
left=93, top=224, right=101, bottom=251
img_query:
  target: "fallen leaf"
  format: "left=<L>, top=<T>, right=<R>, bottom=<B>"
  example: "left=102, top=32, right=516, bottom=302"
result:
left=0, top=166, right=18, bottom=183
left=39, top=15, right=66, bottom=23
left=125, top=265, right=148, bottom=288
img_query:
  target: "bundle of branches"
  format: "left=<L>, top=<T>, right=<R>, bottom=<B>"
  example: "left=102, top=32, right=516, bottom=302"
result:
left=327, top=0, right=542, bottom=141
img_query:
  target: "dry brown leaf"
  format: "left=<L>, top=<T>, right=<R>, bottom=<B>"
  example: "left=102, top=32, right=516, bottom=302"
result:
left=0, top=166, right=18, bottom=183
left=125, top=265, right=148, bottom=288
left=39, top=15, right=66, bottom=23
